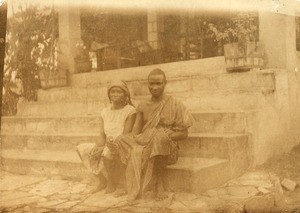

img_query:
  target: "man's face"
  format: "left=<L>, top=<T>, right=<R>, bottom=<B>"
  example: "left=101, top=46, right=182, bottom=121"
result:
left=148, top=74, right=166, bottom=98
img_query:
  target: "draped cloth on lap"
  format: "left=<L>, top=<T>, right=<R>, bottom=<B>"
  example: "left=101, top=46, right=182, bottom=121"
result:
left=115, top=95, right=193, bottom=199
left=76, top=143, right=107, bottom=177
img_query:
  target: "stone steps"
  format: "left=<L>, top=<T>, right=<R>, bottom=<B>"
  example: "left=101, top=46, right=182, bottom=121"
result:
left=1, top=59, right=270, bottom=194
left=1, top=116, right=102, bottom=135
left=0, top=132, right=249, bottom=160
left=1, top=149, right=86, bottom=180
left=0, top=149, right=231, bottom=194
left=166, top=157, right=231, bottom=193
left=2, top=111, right=247, bottom=134
left=17, top=101, right=106, bottom=117
left=0, top=132, right=102, bottom=151
left=18, top=91, right=273, bottom=118
left=38, top=71, right=275, bottom=102
left=181, top=133, right=249, bottom=159
left=190, top=111, right=247, bottom=134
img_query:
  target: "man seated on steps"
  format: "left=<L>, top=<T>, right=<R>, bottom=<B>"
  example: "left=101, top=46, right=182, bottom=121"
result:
left=114, top=68, right=193, bottom=201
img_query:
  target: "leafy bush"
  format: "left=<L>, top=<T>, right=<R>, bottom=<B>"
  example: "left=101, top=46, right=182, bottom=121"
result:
left=208, top=12, right=259, bottom=45
left=2, top=3, right=58, bottom=115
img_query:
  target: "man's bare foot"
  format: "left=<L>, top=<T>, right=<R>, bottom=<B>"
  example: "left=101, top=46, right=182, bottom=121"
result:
left=114, top=188, right=127, bottom=197
left=126, top=196, right=136, bottom=205
left=156, top=191, right=168, bottom=201
left=155, top=177, right=168, bottom=201
left=105, top=181, right=116, bottom=194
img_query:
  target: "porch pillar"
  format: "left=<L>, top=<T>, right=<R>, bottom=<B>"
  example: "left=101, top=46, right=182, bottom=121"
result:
left=259, top=10, right=300, bottom=70
left=147, top=10, right=164, bottom=50
left=56, top=4, right=83, bottom=74
left=259, top=8, right=300, bottom=129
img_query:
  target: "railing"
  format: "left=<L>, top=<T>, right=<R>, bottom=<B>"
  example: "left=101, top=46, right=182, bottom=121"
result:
left=93, top=39, right=212, bottom=71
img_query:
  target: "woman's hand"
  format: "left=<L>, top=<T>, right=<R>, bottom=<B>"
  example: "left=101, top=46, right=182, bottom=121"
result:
left=89, top=145, right=103, bottom=157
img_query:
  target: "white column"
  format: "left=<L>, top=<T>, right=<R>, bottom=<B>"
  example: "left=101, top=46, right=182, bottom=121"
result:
left=259, top=10, right=300, bottom=70
left=57, top=4, right=83, bottom=74
left=147, top=10, right=163, bottom=50
left=259, top=9, right=300, bottom=129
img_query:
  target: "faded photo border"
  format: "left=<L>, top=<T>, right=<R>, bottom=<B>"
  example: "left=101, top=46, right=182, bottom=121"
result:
left=0, top=1, right=7, bottom=123
left=0, top=0, right=300, bottom=212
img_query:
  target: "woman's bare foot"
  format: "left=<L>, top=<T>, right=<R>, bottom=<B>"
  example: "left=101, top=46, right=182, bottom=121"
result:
left=90, top=182, right=106, bottom=194
left=114, top=188, right=127, bottom=197
left=105, top=181, right=116, bottom=194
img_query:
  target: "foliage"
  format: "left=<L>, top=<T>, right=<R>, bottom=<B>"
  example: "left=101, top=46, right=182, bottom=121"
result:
left=2, top=2, right=58, bottom=115
left=207, top=12, right=259, bottom=45
left=187, top=14, right=233, bottom=58
left=2, top=75, right=18, bottom=116
left=80, top=9, right=147, bottom=49
left=162, top=13, right=235, bottom=59
left=80, top=10, right=229, bottom=62
left=75, top=43, right=89, bottom=62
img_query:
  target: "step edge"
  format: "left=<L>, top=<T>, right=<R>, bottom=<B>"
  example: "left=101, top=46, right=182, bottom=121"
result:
left=0, top=132, right=101, bottom=137
left=1, top=149, right=81, bottom=163
left=167, top=158, right=229, bottom=171
left=1, top=132, right=248, bottom=138
left=3, top=109, right=262, bottom=119
left=2, top=149, right=228, bottom=172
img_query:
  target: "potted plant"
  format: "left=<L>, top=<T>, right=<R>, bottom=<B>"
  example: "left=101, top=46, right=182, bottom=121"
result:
left=74, top=43, right=92, bottom=73
left=208, top=12, right=264, bottom=72
left=33, top=37, right=67, bottom=89
left=38, top=62, right=67, bottom=89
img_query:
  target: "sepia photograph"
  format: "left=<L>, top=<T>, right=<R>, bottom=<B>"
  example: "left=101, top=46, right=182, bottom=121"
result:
left=0, top=0, right=300, bottom=212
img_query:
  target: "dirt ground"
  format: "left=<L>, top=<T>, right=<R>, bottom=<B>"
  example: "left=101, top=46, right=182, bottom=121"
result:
left=255, top=144, right=300, bottom=212
left=257, top=144, right=300, bottom=183
left=1, top=144, right=299, bottom=212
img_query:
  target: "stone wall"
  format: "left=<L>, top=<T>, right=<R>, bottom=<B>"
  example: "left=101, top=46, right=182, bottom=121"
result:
left=246, top=70, right=299, bottom=165
left=285, top=12, right=300, bottom=132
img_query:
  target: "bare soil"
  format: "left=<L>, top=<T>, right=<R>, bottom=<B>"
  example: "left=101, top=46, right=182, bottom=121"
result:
left=257, top=144, right=300, bottom=184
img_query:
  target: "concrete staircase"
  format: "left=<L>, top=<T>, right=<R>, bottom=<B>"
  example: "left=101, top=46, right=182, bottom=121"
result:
left=0, top=57, right=285, bottom=194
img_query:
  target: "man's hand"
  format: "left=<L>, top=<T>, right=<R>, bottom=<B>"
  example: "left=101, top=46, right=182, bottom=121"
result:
left=163, top=129, right=174, bottom=137
left=164, top=128, right=188, bottom=141
left=107, top=141, right=119, bottom=154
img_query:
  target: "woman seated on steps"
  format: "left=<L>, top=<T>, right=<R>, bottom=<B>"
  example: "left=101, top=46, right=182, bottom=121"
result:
left=76, top=80, right=136, bottom=197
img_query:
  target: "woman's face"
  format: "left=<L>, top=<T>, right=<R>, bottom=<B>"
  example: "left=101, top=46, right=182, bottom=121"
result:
left=109, top=86, right=126, bottom=104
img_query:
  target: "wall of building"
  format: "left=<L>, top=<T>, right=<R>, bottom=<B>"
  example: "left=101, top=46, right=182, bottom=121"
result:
left=286, top=13, right=300, bottom=131
left=246, top=69, right=300, bottom=165
left=257, top=9, right=300, bottom=164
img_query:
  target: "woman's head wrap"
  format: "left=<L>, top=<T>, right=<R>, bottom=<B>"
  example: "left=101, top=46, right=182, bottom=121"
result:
left=107, top=80, right=133, bottom=106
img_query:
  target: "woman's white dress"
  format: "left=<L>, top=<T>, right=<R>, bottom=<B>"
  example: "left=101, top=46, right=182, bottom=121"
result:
left=76, top=104, right=136, bottom=175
